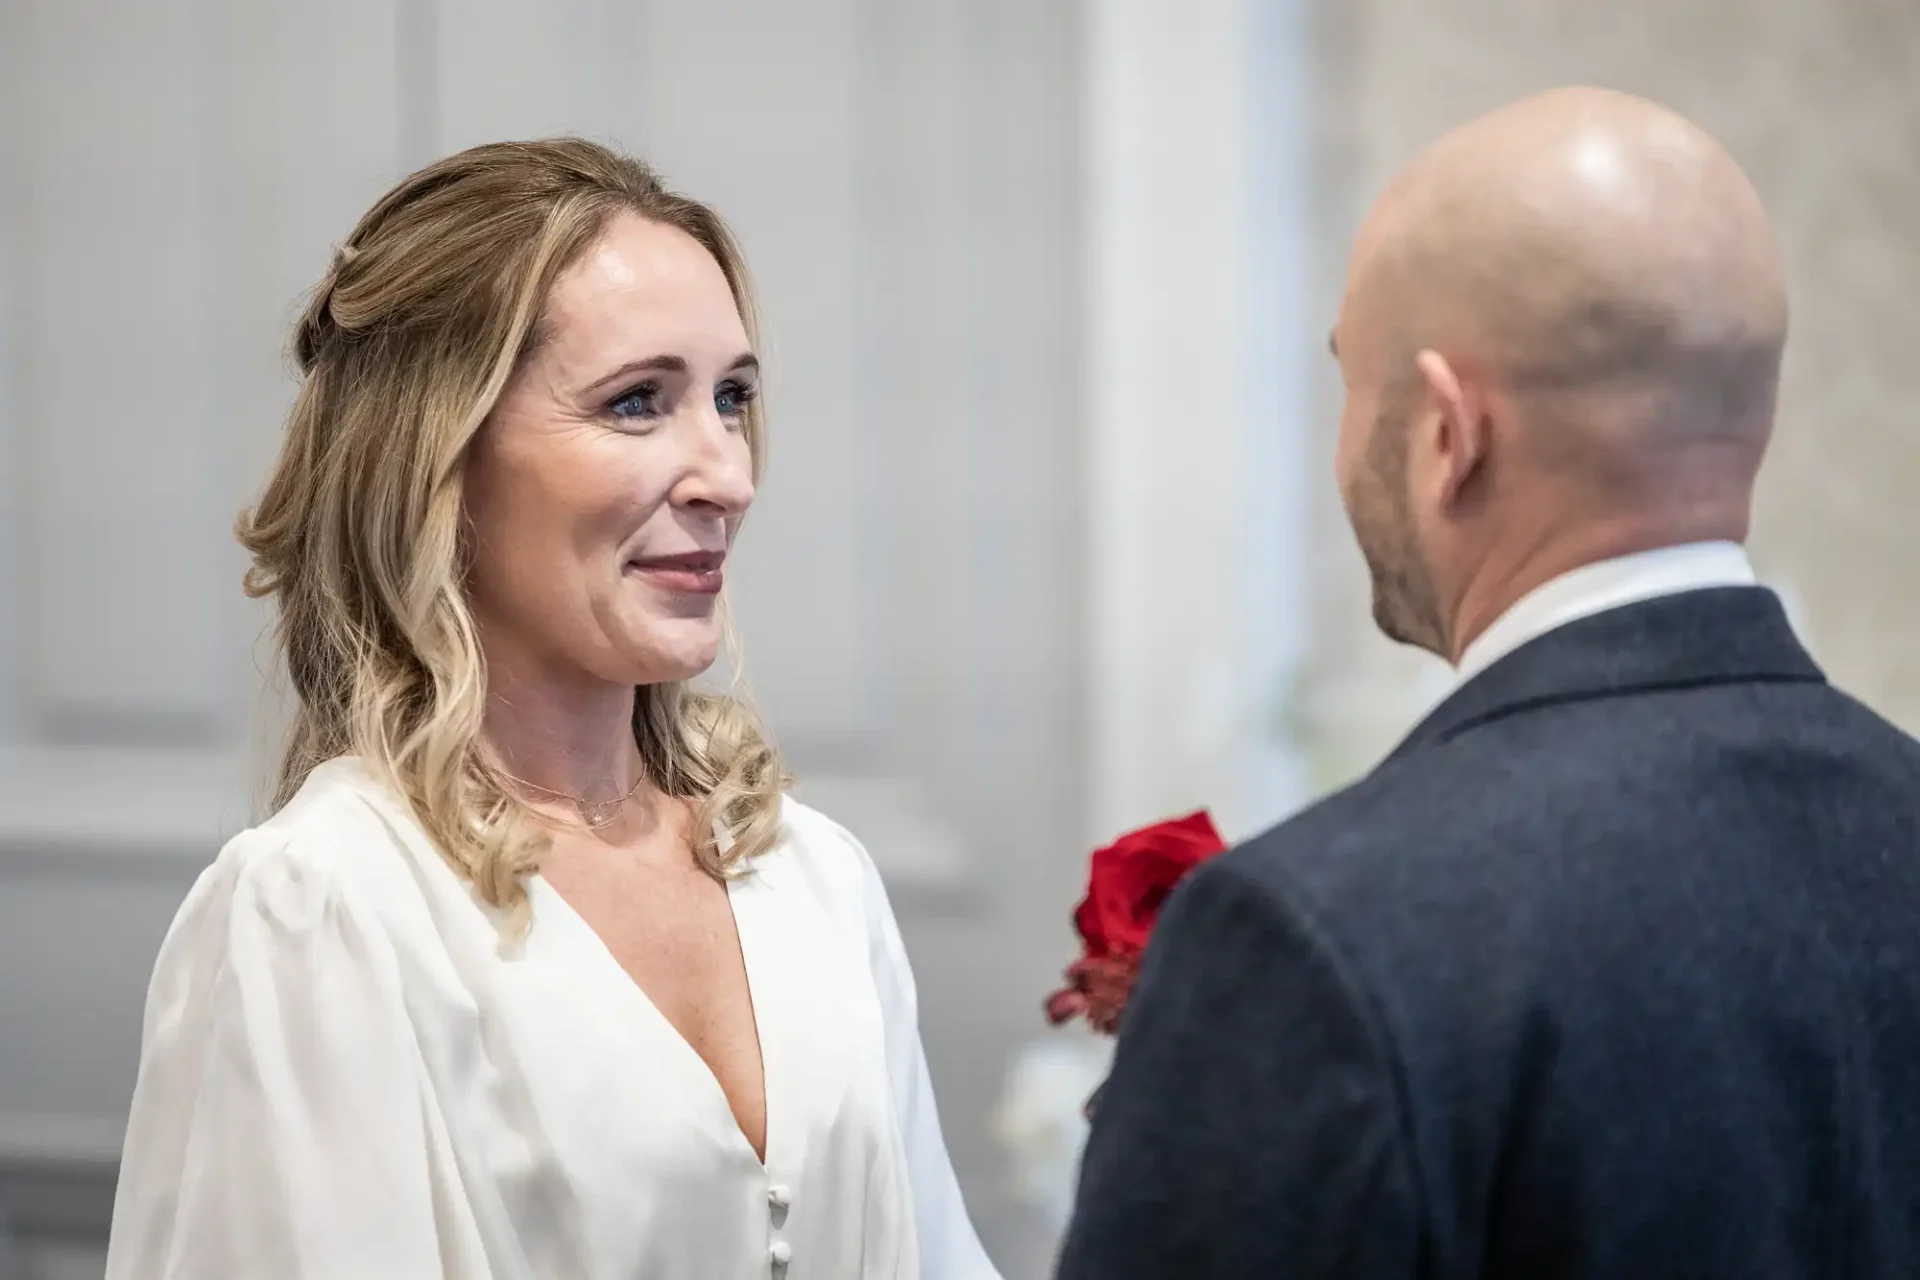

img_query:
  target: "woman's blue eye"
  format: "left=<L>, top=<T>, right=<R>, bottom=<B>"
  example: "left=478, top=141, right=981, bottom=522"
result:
left=715, top=381, right=757, bottom=420
left=609, top=383, right=660, bottom=419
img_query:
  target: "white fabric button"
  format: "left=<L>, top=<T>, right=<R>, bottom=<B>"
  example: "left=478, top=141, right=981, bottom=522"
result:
left=767, top=1183, right=791, bottom=1210
left=769, top=1239, right=793, bottom=1267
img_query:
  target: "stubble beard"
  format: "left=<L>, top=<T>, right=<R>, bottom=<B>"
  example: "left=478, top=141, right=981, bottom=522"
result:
left=1354, top=406, right=1447, bottom=656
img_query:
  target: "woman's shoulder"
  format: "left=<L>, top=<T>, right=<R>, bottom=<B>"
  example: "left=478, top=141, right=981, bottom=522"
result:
left=776, top=792, right=864, bottom=853
left=763, top=792, right=888, bottom=908
left=771, top=790, right=872, bottom=866
left=137, top=763, right=433, bottom=1086
left=768, top=794, right=920, bottom=1010
left=198, top=757, right=423, bottom=919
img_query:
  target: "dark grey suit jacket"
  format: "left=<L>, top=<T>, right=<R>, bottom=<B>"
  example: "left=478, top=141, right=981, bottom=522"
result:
left=1058, top=587, right=1920, bottom=1278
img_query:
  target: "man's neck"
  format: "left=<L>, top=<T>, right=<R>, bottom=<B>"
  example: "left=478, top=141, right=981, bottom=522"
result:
left=1445, top=517, right=1744, bottom=665
left=1449, top=538, right=1757, bottom=680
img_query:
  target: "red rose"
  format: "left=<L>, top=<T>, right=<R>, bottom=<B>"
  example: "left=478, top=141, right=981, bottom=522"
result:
left=1045, top=810, right=1227, bottom=1036
left=1080, top=810, right=1225, bottom=956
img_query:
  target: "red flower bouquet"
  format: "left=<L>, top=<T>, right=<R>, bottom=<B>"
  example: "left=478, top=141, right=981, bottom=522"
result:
left=1045, top=810, right=1228, bottom=1036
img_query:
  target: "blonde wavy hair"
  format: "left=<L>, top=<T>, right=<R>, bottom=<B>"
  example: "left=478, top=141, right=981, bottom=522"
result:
left=239, top=138, right=786, bottom=919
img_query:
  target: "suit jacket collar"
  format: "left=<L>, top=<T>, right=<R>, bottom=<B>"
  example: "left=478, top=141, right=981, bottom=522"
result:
left=1454, top=541, right=1757, bottom=680
left=1386, top=586, right=1825, bottom=764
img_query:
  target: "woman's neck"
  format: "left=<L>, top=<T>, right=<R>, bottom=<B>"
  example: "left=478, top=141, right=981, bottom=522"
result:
left=480, top=651, right=644, bottom=803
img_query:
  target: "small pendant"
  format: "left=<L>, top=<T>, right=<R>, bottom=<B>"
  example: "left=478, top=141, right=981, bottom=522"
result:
left=577, top=798, right=621, bottom=829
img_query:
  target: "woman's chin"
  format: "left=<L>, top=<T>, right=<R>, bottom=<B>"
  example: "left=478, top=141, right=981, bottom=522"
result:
left=648, top=658, right=719, bottom=687
left=614, top=633, right=722, bottom=687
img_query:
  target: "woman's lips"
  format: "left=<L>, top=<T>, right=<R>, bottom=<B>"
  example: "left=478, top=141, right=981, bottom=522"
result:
left=626, top=550, right=726, bottom=595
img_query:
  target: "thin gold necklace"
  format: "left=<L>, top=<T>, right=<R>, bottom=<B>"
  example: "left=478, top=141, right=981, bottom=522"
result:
left=490, top=764, right=646, bottom=831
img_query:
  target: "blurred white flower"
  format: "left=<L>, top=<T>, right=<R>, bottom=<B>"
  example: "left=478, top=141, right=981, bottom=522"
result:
left=990, top=1028, right=1115, bottom=1233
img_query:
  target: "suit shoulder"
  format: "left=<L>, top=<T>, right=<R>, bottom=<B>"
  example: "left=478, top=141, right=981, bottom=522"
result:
left=1168, top=843, right=1381, bottom=998
left=1823, top=686, right=1920, bottom=771
left=1222, top=772, right=1434, bottom=901
left=1219, top=758, right=1584, bottom=981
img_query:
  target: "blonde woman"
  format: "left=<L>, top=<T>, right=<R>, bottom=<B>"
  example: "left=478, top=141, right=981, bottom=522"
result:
left=105, top=139, right=999, bottom=1280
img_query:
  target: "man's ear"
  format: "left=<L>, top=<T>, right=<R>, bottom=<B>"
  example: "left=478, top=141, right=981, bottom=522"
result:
left=1414, top=349, right=1490, bottom=509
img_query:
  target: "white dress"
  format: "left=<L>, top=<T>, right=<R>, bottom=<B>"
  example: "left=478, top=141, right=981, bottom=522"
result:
left=104, top=757, right=1002, bottom=1280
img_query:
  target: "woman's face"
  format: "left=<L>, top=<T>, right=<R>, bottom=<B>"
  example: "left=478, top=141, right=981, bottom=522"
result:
left=463, top=213, right=758, bottom=691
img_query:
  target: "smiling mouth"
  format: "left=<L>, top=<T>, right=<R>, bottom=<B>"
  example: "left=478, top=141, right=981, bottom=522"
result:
left=626, top=550, right=726, bottom=595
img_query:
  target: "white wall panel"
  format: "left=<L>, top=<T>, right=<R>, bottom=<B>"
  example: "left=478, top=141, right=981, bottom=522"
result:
left=0, top=0, right=25, bottom=744
left=1084, top=0, right=1312, bottom=842
left=216, top=0, right=413, bottom=746
left=18, top=0, right=227, bottom=741
left=436, top=0, right=643, bottom=150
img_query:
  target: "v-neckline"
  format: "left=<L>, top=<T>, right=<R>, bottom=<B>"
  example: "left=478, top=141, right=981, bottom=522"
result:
left=533, top=870, right=775, bottom=1170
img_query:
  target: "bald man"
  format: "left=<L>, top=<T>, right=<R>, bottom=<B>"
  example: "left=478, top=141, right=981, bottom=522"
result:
left=1059, top=88, right=1920, bottom=1279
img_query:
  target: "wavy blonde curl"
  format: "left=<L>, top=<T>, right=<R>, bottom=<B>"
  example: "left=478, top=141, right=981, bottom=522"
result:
left=239, top=138, right=786, bottom=926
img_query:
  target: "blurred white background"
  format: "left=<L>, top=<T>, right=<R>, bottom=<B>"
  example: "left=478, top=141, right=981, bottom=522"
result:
left=1, top=1, right=1915, bottom=1277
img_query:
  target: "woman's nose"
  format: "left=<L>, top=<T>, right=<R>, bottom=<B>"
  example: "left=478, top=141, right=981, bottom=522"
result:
left=674, top=416, right=755, bottom=517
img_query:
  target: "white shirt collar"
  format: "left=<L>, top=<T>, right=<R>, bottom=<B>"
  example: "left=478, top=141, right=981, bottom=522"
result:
left=1454, top=540, right=1758, bottom=682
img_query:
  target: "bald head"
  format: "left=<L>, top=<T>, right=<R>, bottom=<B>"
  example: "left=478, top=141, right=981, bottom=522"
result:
left=1346, top=87, right=1787, bottom=452
left=1333, top=89, right=1789, bottom=659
